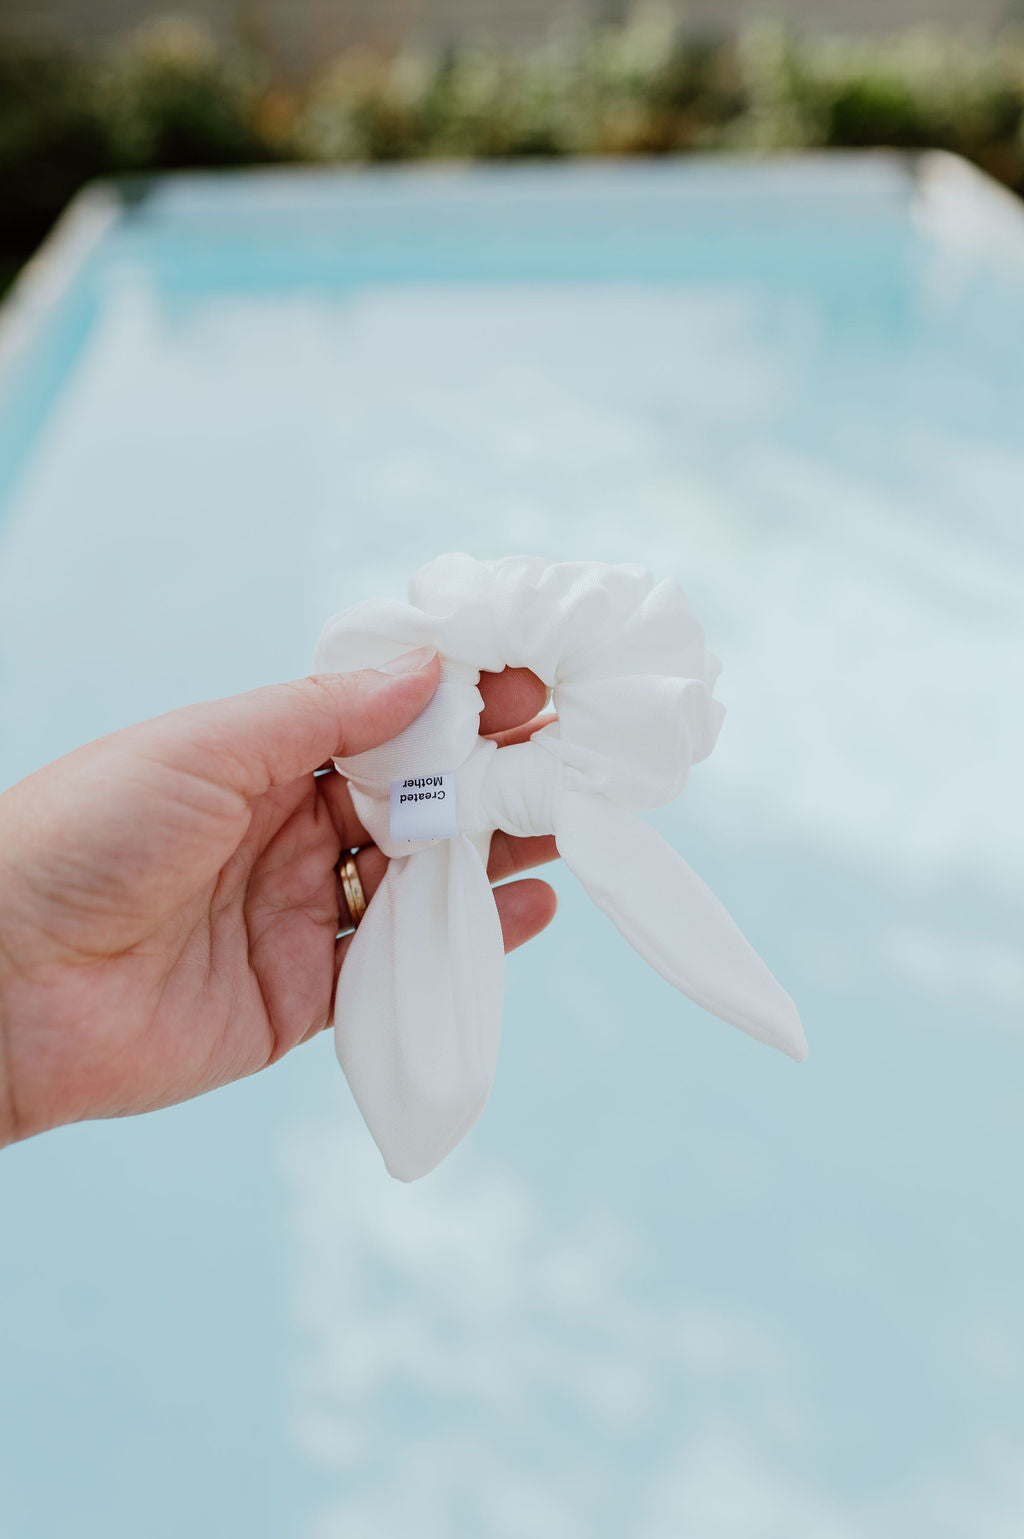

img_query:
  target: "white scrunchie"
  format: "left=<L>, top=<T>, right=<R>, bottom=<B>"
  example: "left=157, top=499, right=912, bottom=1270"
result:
left=315, top=555, right=806, bottom=1181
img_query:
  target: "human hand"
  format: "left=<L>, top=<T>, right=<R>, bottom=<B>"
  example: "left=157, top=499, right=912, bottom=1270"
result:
left=0, top=650, right=557, bottom=1146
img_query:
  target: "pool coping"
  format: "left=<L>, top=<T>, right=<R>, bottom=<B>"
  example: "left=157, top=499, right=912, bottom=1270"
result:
left=0, top=181, right=120, bottom=390
left=913, top=149, right=1024, bottom=270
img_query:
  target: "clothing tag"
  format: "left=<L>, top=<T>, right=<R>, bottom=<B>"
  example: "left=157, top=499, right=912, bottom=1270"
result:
left=389, top=772, right=459, bottom=843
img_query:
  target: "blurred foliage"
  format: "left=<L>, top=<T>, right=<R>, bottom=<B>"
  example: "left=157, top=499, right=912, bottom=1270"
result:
left=3, top=10, right=1024, bottom=283
left=96, top=19, right=268, bottom=170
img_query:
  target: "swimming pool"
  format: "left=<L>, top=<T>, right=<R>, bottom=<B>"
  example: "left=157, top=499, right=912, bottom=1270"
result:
left=1, top=154, right=1022, bottom=1538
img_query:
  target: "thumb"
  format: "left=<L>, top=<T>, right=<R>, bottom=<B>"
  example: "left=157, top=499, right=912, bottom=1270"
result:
left=144, top=646, right=440, bottom=797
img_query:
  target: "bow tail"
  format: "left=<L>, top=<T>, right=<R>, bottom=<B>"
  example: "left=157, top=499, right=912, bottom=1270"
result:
left=333, top=833, right=506, bottom=1181
left=556, top=791, right=807, bottom=1061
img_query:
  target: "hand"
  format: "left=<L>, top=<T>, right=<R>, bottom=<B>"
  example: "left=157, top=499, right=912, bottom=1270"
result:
left=0, top=650, right=558, bottom=1146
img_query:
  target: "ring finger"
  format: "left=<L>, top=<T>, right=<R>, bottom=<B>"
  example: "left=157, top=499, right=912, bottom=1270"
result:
left=336, top=826, right=559, bottom=934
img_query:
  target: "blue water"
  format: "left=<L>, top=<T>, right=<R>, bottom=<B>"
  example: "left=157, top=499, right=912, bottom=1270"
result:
left=1, top=158, right=1022, bottom=1539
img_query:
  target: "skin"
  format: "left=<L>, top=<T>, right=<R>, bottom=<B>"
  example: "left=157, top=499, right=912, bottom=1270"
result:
left=0, top=650, right=558, bottom=1148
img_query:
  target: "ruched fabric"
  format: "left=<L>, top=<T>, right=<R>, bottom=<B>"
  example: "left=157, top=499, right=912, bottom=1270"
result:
left=315, top=555, right=806, bottom=1181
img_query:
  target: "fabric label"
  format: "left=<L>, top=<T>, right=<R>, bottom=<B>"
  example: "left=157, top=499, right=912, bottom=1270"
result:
left=389, top=772, right=459, bottom=843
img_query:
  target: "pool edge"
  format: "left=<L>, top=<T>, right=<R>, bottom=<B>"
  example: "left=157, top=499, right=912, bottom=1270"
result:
left=0, top=182, right=121, bottom=391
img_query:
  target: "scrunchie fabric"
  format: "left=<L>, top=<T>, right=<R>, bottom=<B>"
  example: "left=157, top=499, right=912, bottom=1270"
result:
left=315, top=555, right=806, bottom=1181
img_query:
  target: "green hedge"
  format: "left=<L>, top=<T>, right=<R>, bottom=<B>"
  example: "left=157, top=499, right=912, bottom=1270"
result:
left=3, top=14, right=1024, bottom=282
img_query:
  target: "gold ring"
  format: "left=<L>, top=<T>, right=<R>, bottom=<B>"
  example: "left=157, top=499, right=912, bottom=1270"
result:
left=338, top=853, right=367, bottom=930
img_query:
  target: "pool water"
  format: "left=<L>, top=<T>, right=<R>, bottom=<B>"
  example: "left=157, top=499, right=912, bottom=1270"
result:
left=0, top=156, right=1022, bottom=1539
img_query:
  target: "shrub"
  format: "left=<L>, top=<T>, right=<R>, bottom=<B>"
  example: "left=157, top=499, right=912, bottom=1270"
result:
left=96, top=19, right=269, bottom=169
left=3, top=11, right=1024, bottom=287
left=0, top=50, right=110, bottom=264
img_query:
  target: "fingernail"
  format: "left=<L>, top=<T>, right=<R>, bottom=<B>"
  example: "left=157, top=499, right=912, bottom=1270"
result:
left=376, top=646, right=437, bottom=676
